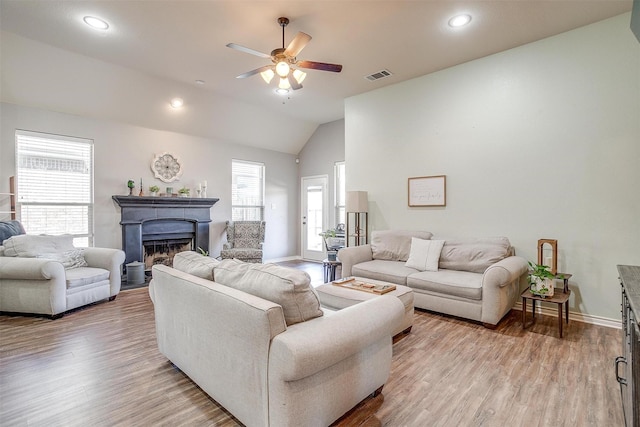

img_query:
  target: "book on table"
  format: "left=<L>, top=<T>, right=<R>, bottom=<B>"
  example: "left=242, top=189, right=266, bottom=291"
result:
left=331, top=277, right=396, bottom=295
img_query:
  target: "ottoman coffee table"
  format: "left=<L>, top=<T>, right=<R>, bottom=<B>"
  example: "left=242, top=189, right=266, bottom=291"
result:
left=316, top=277, right=414, bottom=336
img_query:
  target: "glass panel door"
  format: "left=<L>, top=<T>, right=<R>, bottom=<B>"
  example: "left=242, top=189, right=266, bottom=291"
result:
left=301, top=175, right=328, bottom=261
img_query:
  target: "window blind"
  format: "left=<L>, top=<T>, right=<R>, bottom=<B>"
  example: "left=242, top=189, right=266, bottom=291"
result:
left=15, top=130, right=94, bottom=246
left=232, top=159, right=264, bottom=221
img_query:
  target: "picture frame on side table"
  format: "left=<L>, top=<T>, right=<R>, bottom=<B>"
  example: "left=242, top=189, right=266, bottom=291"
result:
left=408, top=175, right=446, bottom=207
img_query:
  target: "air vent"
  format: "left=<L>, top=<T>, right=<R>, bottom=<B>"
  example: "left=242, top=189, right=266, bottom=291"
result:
left=364, top=69, right=393, bottom=82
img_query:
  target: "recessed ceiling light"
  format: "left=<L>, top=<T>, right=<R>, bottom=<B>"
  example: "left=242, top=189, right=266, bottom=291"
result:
left=448, top=14, right=472, bottom=28
left=170, top=98, right=184, bottom=108
left=83, top=16, right=109, bottom=30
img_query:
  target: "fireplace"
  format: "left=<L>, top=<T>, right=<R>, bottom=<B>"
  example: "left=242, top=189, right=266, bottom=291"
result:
left=112, top=196, right=219, bottom=270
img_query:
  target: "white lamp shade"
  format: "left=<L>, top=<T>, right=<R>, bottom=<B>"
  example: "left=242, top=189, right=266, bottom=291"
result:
left=276, top=61, right=290, bottom=77
left=346, top=191, right=368, bottom=212
left=278, top=77, right=291, bottom=89
left=293, top=69, right=307, bottom=84
left=260, top=68, right=275, bottom=83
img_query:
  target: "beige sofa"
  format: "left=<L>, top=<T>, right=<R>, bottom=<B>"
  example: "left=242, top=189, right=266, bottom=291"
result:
left=149, top=252, right=404, bottom=427
left=0, top=233, right=125, bottom=317
left=338, top=230, right=529, bottom=327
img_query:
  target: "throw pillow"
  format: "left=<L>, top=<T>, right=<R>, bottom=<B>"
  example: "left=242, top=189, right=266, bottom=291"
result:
left=0, top=220, right=25, bottom=244
left=405, top=238, right=445, bottom=271
left=214, top=259, right=323, bottom=326
left=37, top=249, right=88, bottom=269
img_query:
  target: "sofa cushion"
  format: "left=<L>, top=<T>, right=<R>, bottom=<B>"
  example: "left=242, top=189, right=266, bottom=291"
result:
left=36, top=249, right=88, bottom=269
left=2, top=234, right=76, bottom=258
left=172, top=251, right=219, bottom=281
left=438, top=237, right=511, bottom=273
left=407, top=269, right=483, bottom=300
left=219, top=248, right=263, bottom=259
left=405, top=238, right=445, bottom=272
left=371, top=230, right=433, bottom=261
left=213, top=259, right=323, bottom=326
left=65, top=267, right=111, bottom=288
left=352, top=260, right=419, bottom=286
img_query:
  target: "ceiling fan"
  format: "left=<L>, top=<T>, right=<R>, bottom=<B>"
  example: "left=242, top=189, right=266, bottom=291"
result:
left=226, top=17, right=343, bottom=92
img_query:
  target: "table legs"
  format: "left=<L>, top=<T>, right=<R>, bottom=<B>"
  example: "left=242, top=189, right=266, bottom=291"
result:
left=323, top=264, right=337, bottom=282
left=522, top=296, right=570, bottom=338
left=559, top=303, right=563, bottom=338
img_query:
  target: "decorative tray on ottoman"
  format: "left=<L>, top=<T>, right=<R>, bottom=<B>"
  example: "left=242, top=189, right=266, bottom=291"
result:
left=332, top=277, right=397, bottom=295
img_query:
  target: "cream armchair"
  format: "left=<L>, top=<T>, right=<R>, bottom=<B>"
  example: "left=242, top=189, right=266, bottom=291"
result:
left=0, top=224, right=125, bottom=318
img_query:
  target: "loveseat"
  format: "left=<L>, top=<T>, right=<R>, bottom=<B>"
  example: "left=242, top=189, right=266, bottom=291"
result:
left=149, top=252, right=404, bottom=427
left=338, top=230, right=529, bottom=327
left=0, top=227, right=125, bottom=317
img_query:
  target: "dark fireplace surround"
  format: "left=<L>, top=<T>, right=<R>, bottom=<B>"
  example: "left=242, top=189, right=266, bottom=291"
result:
left=112, top=196, right=219, bottom=270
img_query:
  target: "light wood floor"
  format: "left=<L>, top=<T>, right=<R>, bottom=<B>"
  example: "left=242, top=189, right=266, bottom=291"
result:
left=0, top=261, right=624, bottom=426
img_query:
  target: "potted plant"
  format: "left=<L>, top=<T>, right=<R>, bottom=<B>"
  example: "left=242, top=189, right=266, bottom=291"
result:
left=127, top=179, right=135, bottom=196
left=178, top=187, right=190, bottom=197
left=149, top=185, right=160, bottom=196
left=528, top=261, right=556, bottom=297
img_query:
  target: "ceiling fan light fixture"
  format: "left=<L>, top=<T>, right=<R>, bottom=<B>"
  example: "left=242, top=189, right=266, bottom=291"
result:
left=275, top=61, right=290, bottom=78
left=293, top=69, right=307, bottom=84
left=278, top=77, right=291, bottom=90
left=260, top=68, right=275, bottom=84
left=275, top=88, right=289, bottom=95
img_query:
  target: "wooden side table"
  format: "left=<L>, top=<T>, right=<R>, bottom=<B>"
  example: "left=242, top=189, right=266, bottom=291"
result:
left=522, top=288, right=571, bottom=338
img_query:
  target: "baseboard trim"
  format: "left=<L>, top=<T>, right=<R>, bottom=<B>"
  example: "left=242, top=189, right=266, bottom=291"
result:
left=513, top=301, right=621, bottom=329
left=264, top=255, right=302, bottom=263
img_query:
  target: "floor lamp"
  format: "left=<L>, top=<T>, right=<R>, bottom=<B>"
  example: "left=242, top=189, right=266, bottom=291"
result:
left=346, top=191, right=368, bottom=247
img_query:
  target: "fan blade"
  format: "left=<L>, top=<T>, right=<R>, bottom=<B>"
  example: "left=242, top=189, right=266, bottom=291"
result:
left=236, top=65, right=273, bottom=79
left=297, top=60, right=342, bottom=73
left=284, top=32, right=312, bottom=57
left=288, top=74, right=302, bottom=90
left=226, top=43, right=272, bottom=59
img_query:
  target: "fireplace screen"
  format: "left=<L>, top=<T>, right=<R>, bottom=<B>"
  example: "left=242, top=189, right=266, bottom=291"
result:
left=143, top=239, right=193, bottom=270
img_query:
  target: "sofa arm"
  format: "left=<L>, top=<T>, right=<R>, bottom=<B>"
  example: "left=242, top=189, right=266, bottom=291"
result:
left=337, top=244, right=373, bottom=277
left=0, top=257, right=67, bottom=315
left=481, top=255, right=529, bottom=325
left=0, top=257, right=65, bottom=280
left=270, top=295, right=404, bottom=382
left=83, top=248, right=125, bottom=297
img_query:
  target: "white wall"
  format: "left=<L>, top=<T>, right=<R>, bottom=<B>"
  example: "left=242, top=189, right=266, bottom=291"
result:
left=345, top=13, right=640, bottom=321
left=0, top=102, right=299, bottom=260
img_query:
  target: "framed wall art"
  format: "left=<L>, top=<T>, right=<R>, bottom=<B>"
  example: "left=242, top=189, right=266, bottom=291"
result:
left=408, top=175, right=446, bottom=207
left=151, top=153, right=183, bottom=183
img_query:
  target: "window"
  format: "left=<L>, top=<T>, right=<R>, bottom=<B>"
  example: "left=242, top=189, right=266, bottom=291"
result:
left=232, top=159, right=265, bottom=221
left=335, top=162, right=346, bottom=226
left=15, top=130, right=94, bottom=246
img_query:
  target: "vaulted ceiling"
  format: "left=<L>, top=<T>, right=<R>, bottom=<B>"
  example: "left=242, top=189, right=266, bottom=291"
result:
left=0, top=1, right=632, bottom=154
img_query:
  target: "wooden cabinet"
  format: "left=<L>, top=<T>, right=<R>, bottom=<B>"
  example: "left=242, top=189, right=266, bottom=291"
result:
left=617, top=265, right=640, bottom=427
